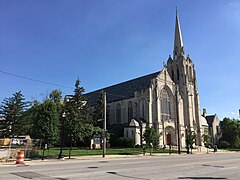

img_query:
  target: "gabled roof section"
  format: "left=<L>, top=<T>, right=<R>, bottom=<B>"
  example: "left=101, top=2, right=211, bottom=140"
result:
left=85, top=71, right=160, bottom=105
left=206, top=115, right=216, bottom=127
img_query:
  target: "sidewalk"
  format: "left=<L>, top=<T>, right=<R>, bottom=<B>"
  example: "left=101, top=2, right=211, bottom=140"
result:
left=0, top=152, right=178, bottom=166
left=0, top=150, right=236, bottom=167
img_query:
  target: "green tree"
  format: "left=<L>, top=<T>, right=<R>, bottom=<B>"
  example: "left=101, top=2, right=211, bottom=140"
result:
left=143, top=127, right=161, bottom=149
left=49, top=89, right=62, bottom=103
left=202, top=134, right=211, bottom=148
left=64, top=79, right=90, bottom=157
left=188, top=131, right=196, bottom=150
left=93, top=90, right=104, bottom=128
left=31, top=99, right=60, bottom=146
left=220, top=118, right=240, bottom=148
left=0, top=91, right=28, bottom=137
left=80, top=124, right=103, bottom=147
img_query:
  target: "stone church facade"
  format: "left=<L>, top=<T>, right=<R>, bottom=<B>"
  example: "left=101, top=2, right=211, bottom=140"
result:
left=86, top=12, right=206, bottom=148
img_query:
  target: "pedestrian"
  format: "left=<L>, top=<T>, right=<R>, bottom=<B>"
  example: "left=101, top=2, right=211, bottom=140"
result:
left=214, top=145, right=217, bottom=153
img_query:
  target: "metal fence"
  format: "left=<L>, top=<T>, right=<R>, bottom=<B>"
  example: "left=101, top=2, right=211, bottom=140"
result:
left=0, top=138, right=42, bottom=160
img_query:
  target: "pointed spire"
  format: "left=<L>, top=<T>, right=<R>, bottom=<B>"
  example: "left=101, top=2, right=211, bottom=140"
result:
left=173, top=8, right=184, bottom=59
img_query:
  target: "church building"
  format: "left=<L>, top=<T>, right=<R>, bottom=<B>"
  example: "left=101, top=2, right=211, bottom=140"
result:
left=86, top=11, right=211, bottom=148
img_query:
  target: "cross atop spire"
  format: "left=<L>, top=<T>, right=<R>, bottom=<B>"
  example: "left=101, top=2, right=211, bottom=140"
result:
left=173, top=8, right=184, bottom=59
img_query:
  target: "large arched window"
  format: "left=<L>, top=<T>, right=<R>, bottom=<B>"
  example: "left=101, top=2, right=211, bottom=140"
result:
left=133, top=102, right=138, bottom=119
left=160, top=89, right=171, bottom=120
left=140, top=99, right=145, bottom=119
left=116, top=103, right=121, bottom=123
left=128, top=101, right=133, bottom=122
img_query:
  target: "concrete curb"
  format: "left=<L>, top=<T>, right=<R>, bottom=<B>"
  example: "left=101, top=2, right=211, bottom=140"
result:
left=0, top=151, right=237, bottom=167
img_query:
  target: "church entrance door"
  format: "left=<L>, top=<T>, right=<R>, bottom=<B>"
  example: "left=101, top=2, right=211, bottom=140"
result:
left=166, top=133, right=171, bottom=145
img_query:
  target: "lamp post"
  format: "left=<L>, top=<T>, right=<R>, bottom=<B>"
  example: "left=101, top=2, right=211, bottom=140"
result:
left=185, top=125, right=190, bottom=154
left=58, top=112, right=66, bottom=159
left=175, top=87, right=181, bottom=154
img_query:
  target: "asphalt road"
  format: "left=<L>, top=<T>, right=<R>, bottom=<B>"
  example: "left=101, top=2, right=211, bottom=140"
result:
left=0, top=153, right=240, bottom=180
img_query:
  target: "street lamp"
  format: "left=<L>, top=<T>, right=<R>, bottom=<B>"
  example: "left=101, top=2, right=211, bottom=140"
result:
left=58, top=112, right=66, bottom=159
left=185, top=125, right=190, bottom=154
left=175, top=87, right=181, bottom=154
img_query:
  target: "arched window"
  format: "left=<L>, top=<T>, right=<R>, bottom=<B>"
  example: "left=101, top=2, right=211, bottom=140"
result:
left=116, top=103, right=121, bottom=123
left=134, top=102, right=137, bottom=119
left=160, top=89, right=171, bottom=120
left=140, top=99, right=145, bottom=119
left=128, top=101, right=133, bottom=122
left=177, top=68, right=180, bottom=80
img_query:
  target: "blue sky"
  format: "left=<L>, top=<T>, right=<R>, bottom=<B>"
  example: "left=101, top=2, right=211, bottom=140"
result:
left=0, top=0, right=239, bottom=120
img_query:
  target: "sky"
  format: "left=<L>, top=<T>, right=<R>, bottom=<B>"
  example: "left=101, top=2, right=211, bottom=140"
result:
left=0, top=0, right=239, bottom=120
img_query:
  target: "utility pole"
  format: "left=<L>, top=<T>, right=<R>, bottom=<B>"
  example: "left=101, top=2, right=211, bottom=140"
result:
left=103, top=92, right=107, bottom=158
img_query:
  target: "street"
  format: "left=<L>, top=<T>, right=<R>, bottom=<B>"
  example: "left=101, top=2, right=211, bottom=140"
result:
left=0, top=152, right=240, bottom=180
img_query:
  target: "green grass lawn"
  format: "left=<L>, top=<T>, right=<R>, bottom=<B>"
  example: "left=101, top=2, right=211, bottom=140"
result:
left=28, top=147, right=177, bottom=159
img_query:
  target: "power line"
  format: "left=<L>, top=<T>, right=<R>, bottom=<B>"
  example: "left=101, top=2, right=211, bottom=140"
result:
left=0, top=70, right=72, bottom=89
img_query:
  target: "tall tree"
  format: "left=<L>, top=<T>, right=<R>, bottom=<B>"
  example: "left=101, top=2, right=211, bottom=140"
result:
left=64, top=79, right=89, bottom=157
left=93, top=90, right=104, bottom=127
left=0, top=91, right=28, bottom=137
left=31, top=99, right=60, bottom=146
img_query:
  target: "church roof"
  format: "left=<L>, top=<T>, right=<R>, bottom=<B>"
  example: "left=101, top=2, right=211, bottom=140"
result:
left=206, top=115, right=216, bottom=127
left=85, top=71, right=160, bottom=105
left=129, top=119, right=140, bottom=127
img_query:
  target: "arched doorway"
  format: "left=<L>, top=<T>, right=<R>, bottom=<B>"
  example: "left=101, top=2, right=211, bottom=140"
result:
left=165, top=126, right=176, bottom=146
left=166, top=133, right=171, bottom=145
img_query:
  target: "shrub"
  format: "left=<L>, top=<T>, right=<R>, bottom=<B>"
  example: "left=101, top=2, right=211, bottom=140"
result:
left=117, top=137, right=135, bottom=148
left=218, top=141, right=230, bottom=148
left=108, top=124, right=125, bottom=147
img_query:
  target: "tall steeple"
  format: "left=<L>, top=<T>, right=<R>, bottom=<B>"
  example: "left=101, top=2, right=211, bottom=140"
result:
left=173, top=9, right=184, bottom=59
